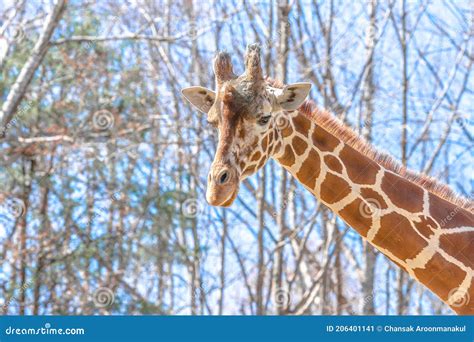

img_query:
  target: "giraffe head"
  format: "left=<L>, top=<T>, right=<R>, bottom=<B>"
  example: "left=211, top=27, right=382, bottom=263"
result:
left=182, top=44, right=311, bottom=206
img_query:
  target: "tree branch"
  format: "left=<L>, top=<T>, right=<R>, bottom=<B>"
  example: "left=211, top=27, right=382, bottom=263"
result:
left=0, top=0, right=66, bottom=135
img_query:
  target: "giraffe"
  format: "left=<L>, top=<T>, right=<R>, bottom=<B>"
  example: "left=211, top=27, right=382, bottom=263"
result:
left=182, top=44, right=474, bottom=314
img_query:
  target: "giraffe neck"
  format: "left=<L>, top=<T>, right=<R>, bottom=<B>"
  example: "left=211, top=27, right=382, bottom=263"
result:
left=271, top=109, right=474, bottom=314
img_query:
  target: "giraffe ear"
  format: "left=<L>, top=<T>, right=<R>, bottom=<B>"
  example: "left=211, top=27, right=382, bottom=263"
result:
left=276, top=83, right=311, bottom=111
left=182, top=86, right=216, bottom=114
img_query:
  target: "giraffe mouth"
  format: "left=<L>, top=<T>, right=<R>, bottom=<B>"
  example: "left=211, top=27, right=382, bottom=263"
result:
left=206, top=183, right=239, bottom=207
left=219, top=189, right=238, bottom=207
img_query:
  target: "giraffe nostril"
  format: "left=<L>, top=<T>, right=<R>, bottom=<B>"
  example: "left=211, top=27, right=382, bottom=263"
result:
left=218, top=170, right=230, bottom=185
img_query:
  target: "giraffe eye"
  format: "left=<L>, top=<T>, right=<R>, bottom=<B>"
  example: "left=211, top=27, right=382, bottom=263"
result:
left=257, top=115, right=271, bottom=126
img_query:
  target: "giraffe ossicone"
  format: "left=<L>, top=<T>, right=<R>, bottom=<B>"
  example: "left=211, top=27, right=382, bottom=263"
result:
left=181, top=44, right=474, bottom=315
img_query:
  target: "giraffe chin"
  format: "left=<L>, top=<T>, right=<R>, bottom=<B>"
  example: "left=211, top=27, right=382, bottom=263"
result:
left=220, top=190, right=238, bottom=207
left=206, top=186, right=238, bottom=207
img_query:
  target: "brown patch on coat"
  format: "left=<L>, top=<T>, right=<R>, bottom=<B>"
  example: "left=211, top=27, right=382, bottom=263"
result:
left=274, top=141, right=282, bottom=154
left=439, top=232, right=474, bottom=269
left=413, top=253, right=467, bottom=304
left=261, top=134, right=269, bottom=151
left=324, top=155, right=343, bottom=173
left=381, top=172, right=424, bottom=213
left=320, top=173, right=352, bottom=204
left=281, top=125, right=293, bottom=138
left=312, top=126, right=340, bottom=152
left=242, top=165, right=256, bottom=177
left=251, top=151, right=261, bottom=162
left=339, top=198, right=372, bottom=236
left=292, top=136, right=308, bottom=156
left=340, top=146, right=380, bottom=185
left=292, top=114, right=312, bottom=135
left=295, top=149, right=320, bottom=190
left=429, top=193, right=474, bottom=229
left=278, top=145, right=295, bottom=168
left=374, top=212, right=428, bottom=260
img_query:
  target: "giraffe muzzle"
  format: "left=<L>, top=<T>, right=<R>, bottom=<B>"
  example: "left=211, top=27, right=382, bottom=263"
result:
left=206, top=166, right=239, bottom=207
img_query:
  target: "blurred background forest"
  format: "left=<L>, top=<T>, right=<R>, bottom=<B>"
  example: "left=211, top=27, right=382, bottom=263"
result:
left=0, top=0, right=472, bottom=315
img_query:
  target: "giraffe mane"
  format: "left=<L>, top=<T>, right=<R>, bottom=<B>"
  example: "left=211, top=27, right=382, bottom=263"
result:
left=267, top=78, right=473, bottom=212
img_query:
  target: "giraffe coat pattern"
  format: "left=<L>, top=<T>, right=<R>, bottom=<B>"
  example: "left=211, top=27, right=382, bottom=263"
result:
left=182, top=44, right=474, bottom=315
